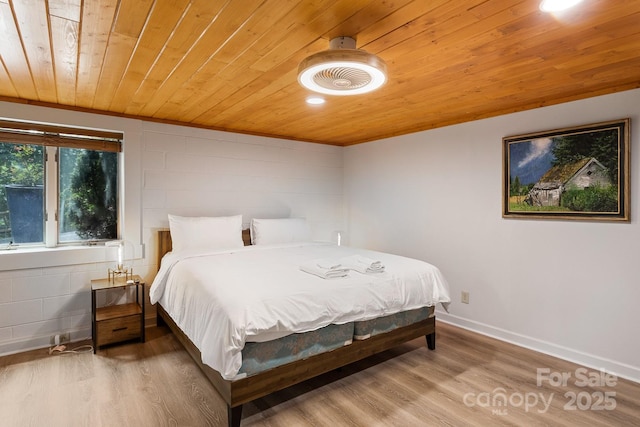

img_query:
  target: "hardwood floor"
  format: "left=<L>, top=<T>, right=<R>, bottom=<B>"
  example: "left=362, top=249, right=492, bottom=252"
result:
left=1, top=322, right=638, bottom=426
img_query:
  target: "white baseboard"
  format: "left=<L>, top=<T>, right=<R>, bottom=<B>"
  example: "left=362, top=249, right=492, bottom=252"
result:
left=0, top=320, right=163, bottom=357
left=436, top=311, right=640, bottom=384
left=0, top=328, right=92, bottom=358
left=4, top=313, right=638, bottom=385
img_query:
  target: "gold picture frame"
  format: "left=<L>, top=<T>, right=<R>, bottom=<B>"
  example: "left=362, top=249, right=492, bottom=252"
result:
left=502, top=119, right=630, bottom=221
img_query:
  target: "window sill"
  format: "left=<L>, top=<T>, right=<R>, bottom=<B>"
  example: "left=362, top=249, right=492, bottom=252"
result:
left=0, top=245, right=133, bottom=271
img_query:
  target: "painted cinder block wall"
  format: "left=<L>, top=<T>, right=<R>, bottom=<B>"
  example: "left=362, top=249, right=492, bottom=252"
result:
left=0, top=101, right=343, bottom=355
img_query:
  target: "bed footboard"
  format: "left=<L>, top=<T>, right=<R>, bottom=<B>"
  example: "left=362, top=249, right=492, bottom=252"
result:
left=157, top=303, right=436, bottom=427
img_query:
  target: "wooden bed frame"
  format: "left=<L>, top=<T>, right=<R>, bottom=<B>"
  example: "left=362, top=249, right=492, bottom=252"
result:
left=155, top=229, right=437, bottom=427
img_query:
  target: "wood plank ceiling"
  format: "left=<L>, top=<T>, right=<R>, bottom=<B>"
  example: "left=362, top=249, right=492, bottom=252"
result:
left=0, top=0, right=639, bottom=146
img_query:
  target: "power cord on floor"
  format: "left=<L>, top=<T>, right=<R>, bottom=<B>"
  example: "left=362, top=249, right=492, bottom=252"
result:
left=48, top=344, right=94, bottom=355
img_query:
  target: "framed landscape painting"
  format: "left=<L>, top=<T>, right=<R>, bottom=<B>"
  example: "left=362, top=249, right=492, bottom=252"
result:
left=502, top=119, right=630, bottom=221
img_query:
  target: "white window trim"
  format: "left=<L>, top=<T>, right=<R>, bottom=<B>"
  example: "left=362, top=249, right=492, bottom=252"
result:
left=0, top=245, right=123, bottom=270
left=0, top=145, right=143, bottom=270
left=0, top=104, right=145, bottom=273
left=45, top=146, right=57, bottom=247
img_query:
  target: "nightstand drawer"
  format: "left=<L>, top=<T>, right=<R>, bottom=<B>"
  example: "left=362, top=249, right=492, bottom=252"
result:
left=96, top=315, right=142, bottom=346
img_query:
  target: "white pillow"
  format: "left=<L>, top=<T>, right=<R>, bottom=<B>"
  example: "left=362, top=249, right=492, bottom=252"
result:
left=168, top=214, right=243, bottom=252
left=250, top=218, right=312, bottom=245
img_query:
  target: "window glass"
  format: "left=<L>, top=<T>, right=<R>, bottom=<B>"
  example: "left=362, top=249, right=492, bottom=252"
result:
left=0, top=142, right=119, bottom=246
left=0, top=120, right=121, bottom=248
left=59, top=148, right=118, bottom=242
left=0, top=144, right=45, bottom=244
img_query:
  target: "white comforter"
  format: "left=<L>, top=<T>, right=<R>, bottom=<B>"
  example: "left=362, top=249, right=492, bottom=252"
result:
left=150, top=242, right=450, bottom=380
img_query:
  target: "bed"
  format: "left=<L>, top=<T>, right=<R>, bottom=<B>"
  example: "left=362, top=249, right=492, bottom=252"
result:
left=151, top=216, right=450, bottom=427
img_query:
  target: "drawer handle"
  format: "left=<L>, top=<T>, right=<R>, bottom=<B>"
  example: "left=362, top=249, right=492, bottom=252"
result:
left=112, top=327, right=128, bottom=332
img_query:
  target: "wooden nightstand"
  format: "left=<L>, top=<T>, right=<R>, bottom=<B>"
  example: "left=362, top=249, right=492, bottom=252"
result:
left=91, top=275, right=145, bottom=353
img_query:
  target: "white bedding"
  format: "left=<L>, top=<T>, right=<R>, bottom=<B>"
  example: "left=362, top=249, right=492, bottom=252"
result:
left=150, top=242, right=451, bottom=380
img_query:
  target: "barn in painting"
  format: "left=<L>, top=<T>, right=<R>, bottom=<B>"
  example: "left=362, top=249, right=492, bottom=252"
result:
left=525, top=157, right=611, bottom=207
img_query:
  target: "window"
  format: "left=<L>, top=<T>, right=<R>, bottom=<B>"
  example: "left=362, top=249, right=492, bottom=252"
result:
left=0, top=120, right=122, bottom=247
left=58, top=148, right=119, bottom=242
left=0, top=143, right=45, bottom=244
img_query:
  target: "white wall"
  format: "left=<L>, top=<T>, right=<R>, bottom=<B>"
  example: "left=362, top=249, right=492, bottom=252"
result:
left=344, top=89, right=640, bottom=382
left=0, top=102, right=343, bottom=355
left=140, top=121, right=344, bottom=267
left=2, top=89, right=638, bottom=383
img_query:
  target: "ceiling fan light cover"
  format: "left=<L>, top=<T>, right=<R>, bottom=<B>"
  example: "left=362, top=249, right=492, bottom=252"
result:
left=298, top=42, right=387, bottom=96
left=539, top=0, right=583, bottom=12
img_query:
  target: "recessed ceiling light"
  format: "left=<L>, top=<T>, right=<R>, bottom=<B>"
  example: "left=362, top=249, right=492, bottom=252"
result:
left=539, top=0, right=583, bottom=12
left=306, top=96, right=325, bottom=105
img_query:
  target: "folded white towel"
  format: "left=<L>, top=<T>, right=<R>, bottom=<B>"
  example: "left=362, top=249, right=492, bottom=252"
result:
left=340, top=255, right=385, bottom=274
left=300, top=260, right=349, bottom=279
left=315, top=259, right=343, bottom=270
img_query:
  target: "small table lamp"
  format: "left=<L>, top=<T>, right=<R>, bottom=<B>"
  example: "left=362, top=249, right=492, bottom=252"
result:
left=106, top=240, right=132, bottom=282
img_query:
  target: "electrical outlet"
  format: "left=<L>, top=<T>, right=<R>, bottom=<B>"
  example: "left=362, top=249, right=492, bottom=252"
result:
left=461, top=291, right=470, bottom=304
left=50, top=333, right=70, bottom=346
